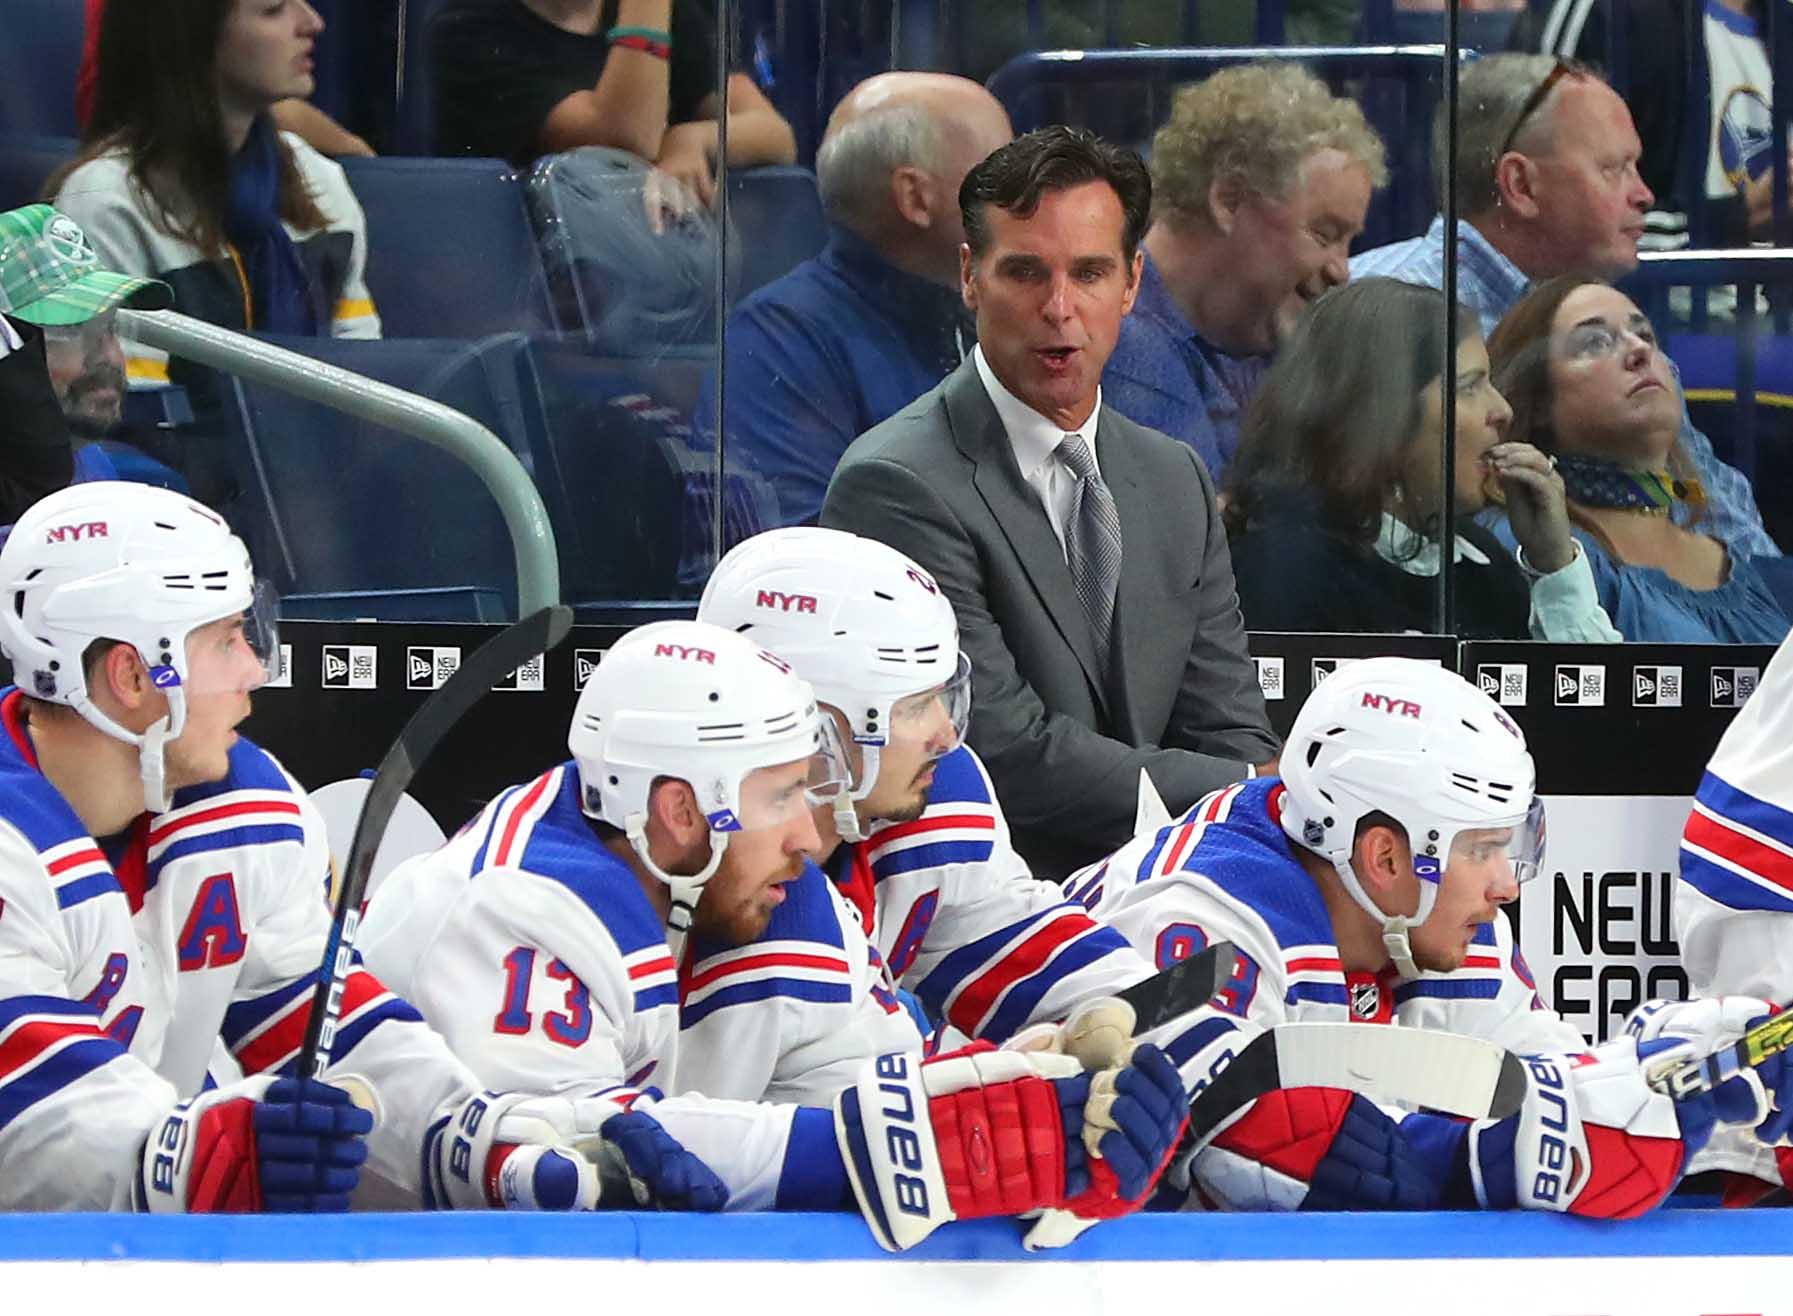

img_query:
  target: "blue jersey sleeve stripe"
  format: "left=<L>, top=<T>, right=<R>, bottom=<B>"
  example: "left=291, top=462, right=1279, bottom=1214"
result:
left=1163, top=1014, right=1241, bottom=1069
left=915, top=903, right=1080, bottom=1019
left=681, top=977, right=853, bottom=1028
left=0, top=995, right=102, bottom=1031
left=220, top=972, right=318, bottom=1046
left=0, top=1036, right=128, bottom=1131
left=1286, top=981, right=1348, bottom=1006
left=633, top=983, right=679, bottom=1012
left=979, top=928, right=1136, bottom=1043
left=261, top=997, right=425, bottom=1077
left=54, top=871, right=123, bottom=911
left=774, top=1106, right=850, bottom=1210
left=1695, top=771, right=1793, bottom=847
left=869, top=838, right=996, bottom=881
left=1679, top=842, right=1793, bottom=915
left=1393, top=979, right=1502, bottom=1004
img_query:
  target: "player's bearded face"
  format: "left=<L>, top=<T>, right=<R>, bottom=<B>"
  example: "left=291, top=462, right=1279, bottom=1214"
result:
left=854, top=686, right=962, bottom=825
left=691, top=759, right=823, bottom=944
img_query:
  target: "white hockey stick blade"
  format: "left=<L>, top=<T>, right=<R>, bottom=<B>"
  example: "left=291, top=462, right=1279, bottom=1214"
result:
left=1187, top=1022, right=1526, bottom=1148
left=1134, top=769, right=1174, bottom=836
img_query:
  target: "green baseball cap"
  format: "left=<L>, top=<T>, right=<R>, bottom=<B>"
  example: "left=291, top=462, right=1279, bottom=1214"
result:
left=0, top=203, right=173, bottom=327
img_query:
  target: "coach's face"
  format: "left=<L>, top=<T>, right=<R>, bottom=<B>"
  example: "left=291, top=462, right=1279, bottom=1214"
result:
left=961, top=180, right=1142, bottom=430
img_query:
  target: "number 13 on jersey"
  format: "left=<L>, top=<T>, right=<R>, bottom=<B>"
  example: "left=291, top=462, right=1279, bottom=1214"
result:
left=493, top=946, right=593, bottom=1046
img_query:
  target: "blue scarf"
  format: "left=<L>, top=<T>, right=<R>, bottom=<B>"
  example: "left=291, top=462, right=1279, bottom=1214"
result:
left=225, top=115, right=318, bottom=334
left=1554, top=453, right=1702, bottom=515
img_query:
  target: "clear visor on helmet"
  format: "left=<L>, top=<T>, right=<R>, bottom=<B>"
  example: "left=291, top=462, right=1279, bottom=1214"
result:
left=716, top=715, right=852, bottom=833
left=1443, top=797, right=1547, bottom=886
left=175, top=581, right=284, bottom=694
left=883, top=652, right=972, bottom=761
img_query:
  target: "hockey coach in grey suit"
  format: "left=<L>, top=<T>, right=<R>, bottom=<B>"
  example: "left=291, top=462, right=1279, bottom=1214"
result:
left=821, top=126, right=1279, bottom=878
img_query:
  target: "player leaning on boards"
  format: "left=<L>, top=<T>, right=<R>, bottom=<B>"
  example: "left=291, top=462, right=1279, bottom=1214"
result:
left=1068, top=657, right=1791, bottom=1216
left=359, top=619, right=1186, bottom=1249
left=0, top=482, right=718, bottom=1213
left=690, top=527, right=1201, bottom=1083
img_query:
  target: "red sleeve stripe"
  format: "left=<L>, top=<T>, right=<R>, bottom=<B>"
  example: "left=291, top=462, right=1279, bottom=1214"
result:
left=865, top=811, right=996, bottom=856
left=234, top=970, right=390, bottom=1074
left=682, top=950, right=850, bottom=997
left=946, top=911, right=1092, bottom=1033
left=0, top=1016, right=107, bottom=1084
left=1285, top=956, right=1344, bottom=974
left=148, top=798, right=302, bottom=848
left=45, top=846, right=107, bottom=877
left=1684, top=807, right=1793, bottom=895
left=1460, top=955, right=1502, bottom=970
left=490, top=770, right=558, bottom=869
left=1202, top=784, right=1244, bottom=824
left=627, top=954, right=677, bottom=982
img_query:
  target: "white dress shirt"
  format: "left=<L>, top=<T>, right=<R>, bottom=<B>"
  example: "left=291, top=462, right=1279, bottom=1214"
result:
left=0, top=315, right=22, bottom=358
left=973, top=344, right=1104, bottom=561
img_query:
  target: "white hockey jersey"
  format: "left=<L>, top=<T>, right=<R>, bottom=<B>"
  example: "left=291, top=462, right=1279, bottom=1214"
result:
left=359, top=759, right=914, bottom=1210
left=0, top=688, right=478, bottom=1211
left=1071, top=777, right=1585, bottom=1059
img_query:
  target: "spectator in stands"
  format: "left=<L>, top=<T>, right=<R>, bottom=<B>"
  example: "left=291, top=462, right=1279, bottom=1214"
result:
left=1487, top=275, right=1790, bottom=643
left=77, top=0, right=374, bottom=159
left=1352, top=54, right=1780, bottom=560
left=0, top=205, right=187, bottom=494
left=1224, top=277, right=1619, bottom=640
left=1511, top=0, right=1785, bottom=247
left=1102, top=64, right=1387, bottom=480
left=432, top=0, right=796, bottom=191
left=52, top=0, right=379, bottom=407
left=821, top=127, right=1279, bottom=879
left=699, top=72, right=1013, bottom=527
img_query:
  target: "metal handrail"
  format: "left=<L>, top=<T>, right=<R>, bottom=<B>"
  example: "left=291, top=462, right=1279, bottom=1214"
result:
left=117, top=309, right=561, bottom=616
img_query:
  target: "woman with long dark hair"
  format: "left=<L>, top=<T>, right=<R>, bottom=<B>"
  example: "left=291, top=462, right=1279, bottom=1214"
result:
left=1223, top=277, right=1619, bottom=639
left=1487, top=274, right=1789, bottom=643
left=52, top=0, right=379, bottom=390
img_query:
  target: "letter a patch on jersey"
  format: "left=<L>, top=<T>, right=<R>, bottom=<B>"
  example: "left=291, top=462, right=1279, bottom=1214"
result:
left=177, top=873, right=248, bottom=970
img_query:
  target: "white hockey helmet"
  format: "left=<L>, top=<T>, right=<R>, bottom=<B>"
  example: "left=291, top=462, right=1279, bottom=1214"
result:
left=568, top=619, right=849, bottom=936
left=696, top=527, right=970, bottom=840
left=1278, top=656, right=1544, bottom=976
left=0, top=482, right=279, bottom=811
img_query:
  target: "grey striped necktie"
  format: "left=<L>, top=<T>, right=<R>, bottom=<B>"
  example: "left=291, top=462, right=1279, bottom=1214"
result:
left=1057, top=433, right=1122, bottom=674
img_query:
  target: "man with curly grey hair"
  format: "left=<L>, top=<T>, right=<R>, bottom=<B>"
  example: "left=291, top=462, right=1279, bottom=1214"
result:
left=1102, top=63, right=1387, bottom=479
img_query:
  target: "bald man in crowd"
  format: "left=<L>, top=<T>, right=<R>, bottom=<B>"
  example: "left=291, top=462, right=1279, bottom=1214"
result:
left=696, top=72, right=1014, bottom=526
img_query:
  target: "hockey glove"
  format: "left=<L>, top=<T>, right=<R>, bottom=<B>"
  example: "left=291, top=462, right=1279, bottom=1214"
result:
left=833, top=1040, right=1187, bottom=1252
left=1625, top=997, right=1793, bottom=1143
left=1465, top=1038, right=1752, bottom=1219
left=136, top=1075, right=372, bottom=1213
left=424, top=1090, right=727, bottom=1211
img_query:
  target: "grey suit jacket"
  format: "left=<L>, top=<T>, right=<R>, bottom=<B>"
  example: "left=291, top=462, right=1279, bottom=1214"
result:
left=820, top=357, right=1277, bottom=878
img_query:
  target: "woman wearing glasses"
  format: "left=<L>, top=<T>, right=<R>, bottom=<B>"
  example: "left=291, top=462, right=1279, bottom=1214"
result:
left=1487, top=275, right=1791, bottom=643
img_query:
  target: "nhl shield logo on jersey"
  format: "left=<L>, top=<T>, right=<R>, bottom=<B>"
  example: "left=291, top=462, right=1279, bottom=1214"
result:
left=1349, top=978, right=1381, bottom=1020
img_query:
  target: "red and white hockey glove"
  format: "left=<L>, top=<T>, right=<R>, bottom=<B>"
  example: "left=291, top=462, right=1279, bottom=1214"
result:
left=136, top=1075, right=372, bottom=1213
left=832, top=1038, right=1186, bottom=1252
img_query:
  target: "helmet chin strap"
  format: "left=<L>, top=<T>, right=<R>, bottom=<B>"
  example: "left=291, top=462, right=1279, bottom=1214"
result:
left=1330, top=854, right=1429, bottom=980
left=626, top=814, right=728, bottom=965
left=73, top=688, right=185, bottom=815
left=833, top=742, right=884, bottom=844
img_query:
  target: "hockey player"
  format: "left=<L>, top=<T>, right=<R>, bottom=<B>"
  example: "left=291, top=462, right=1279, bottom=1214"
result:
left=689, top=527, right=1173, bottom=1096
left=1070, top=656, right=1789, bottom=1217
left=0, top=482, right=723, bottom=1213
left=1666, top=631, right=1793, bottom=1198
left=358, top=619, right=1188, bottom=1249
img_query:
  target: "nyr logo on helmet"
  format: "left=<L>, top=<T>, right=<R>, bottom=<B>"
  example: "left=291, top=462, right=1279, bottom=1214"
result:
left=1360, top=691, right=1421, bottom=719
left=755, top=589, right=817, bottom=614
left=44, top=521, right=107, bottom=544
left=653, top=642, right=715, bottom=664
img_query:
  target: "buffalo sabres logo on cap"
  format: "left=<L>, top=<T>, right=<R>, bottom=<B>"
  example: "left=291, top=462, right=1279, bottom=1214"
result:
left=44, top=214, right=97, bottom=269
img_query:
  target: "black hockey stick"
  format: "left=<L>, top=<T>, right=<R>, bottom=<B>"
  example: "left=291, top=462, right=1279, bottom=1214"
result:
left=1185, top=1022, right=1529, bottom=1148
left=1117, top=941, right=1235, bottom=1032
left=296, top=605, right=575, bottom=1079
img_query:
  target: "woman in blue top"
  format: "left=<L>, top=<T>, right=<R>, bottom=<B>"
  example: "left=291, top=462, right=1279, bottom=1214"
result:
left=1487, top=275, right=1790, bottom=644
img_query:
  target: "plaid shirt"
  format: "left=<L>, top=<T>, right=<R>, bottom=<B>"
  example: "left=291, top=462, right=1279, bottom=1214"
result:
left=1353, top=215, right=1780, bottom=560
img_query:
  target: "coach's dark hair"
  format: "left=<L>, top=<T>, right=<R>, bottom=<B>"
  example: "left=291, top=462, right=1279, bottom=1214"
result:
left=959, top=126, right=1152, bottom=262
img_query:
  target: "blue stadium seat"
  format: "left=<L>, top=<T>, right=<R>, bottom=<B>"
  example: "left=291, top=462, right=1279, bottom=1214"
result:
left=727, top=166, right=828, bottom=302
left=222, top=335, right=539, bottom=621
left=0, top=0, right=84, bottom=138
left=338, top=156, right=554, bottom=338
left=0, top=134, right=75, bottom=211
